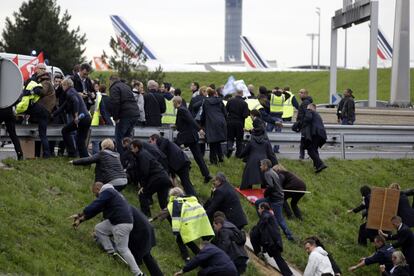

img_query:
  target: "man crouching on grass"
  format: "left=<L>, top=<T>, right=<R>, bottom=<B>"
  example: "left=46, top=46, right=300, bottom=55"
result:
left=71, top=181, right=144, bottom=276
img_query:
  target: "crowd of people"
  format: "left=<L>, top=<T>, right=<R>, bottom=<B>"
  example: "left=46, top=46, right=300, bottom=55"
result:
left=2, top=62, right=413, bottom=276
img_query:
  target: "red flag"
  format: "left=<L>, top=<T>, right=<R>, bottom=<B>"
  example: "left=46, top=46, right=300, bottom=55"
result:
left=12, top=55, right=19, bottom=66
left=20, top=52, right=45, bottom=81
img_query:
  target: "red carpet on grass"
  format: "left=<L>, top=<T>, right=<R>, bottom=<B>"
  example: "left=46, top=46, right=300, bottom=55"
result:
left=235, top=188, right=265, bottom=204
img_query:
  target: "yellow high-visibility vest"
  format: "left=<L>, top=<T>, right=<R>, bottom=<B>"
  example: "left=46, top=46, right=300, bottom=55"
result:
left=282, top=91, right=294, bottom=119
left=270, top=94, right=284, bottom=113
left=16, top=80, right=42, bottom=114
left=167, top=195, right=214, bottom=244
left=244, top=99, right=264, bottom=130
left=162, top=99, right=176, bottom=124
left=91, top=92, right=102, bottom=126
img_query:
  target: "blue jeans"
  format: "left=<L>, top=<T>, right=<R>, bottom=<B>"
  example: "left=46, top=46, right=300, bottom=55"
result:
left=266, top=115, right=282, bottom=153
left=255, top=198, right=293, bottom=238
left=115, top=117, right=138, bottom=153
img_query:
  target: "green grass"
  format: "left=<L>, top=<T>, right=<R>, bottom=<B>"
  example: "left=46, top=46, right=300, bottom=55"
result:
left=92, top=69, right=414, bottom=104
left=0, top=157, right=413, bottom=275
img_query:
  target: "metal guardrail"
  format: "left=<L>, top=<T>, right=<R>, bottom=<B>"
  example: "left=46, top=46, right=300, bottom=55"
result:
left=1, top=124, right=414, bottom=160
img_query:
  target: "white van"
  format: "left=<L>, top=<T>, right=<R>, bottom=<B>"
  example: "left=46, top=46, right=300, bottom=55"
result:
left=0, top=52, right=64, bottom=77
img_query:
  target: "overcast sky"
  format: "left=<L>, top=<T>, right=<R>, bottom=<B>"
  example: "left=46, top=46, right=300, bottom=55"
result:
left=0, top=0, right=413, bottom=68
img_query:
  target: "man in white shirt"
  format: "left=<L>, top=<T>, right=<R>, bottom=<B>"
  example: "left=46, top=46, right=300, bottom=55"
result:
left=304, top=239, right=334, bottom=276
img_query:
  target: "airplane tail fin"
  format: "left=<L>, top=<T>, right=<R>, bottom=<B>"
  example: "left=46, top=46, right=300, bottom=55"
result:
left=377, top=27, right=393, bottom=61
left=240, top=36, right=270, bottom=69
left=110, top=15, right=158, bottom=61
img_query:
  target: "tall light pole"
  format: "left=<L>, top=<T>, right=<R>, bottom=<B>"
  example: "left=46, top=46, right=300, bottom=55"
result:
left=344, top=29, right=348, bottom=68
left=307, top=33, right=318, bottom=69
left=316, top=7, right=321, bottom=69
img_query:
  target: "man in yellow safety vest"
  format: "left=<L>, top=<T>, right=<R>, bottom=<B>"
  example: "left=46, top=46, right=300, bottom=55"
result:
left=267, top=88, right=285, bottom=153
left=281, top=87, right=299, bottom=122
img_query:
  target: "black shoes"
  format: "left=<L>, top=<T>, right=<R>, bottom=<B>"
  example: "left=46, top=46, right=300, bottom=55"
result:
left=315, top=164, right=328, bottom=173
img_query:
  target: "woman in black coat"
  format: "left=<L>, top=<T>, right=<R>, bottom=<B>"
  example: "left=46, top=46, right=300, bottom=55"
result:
left=200, top=88, right=227, bottom=165
left=380, top=251, right=410, bottom=276
left=128, top=206, right=163, bottom=276
left=239, top=125, right=277, bottom=190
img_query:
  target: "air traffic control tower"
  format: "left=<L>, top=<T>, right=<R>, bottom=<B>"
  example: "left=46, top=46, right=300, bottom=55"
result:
left=225, top=0, right=242, bottom=62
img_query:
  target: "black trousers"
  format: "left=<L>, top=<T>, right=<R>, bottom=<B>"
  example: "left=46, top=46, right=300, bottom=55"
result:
left=139, top=178, right=170, bottom=217
left=358, top=222, right=377, bottom=245
left=209, top=142, right=223, bottom=164
left=250, top=232, right=292, bottom=276
left=62, top=116, right=91, bottom=158
left=188, top=142, right=210, bottom=178
left=306, top=140, right=324, bottom=168
left=227, top=121, right=244, bottom=158
left=283, top=192, right=304, bottom=220
left=142, top=253, right=163, bottom=276
left=175, top=164, right=196, bottom=196
left=0, top=107, right=23, bottom=159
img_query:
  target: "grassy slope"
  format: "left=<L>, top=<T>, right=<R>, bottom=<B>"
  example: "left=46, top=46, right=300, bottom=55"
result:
left=1, top=157, right=414, bottom=275
left=92, top=69, right=414, bottom=103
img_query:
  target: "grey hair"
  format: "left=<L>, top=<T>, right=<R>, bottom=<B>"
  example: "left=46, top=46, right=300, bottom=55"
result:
left=62, top=77, right=74, bottom=88
left=147, top=80, right=159, bottom=90
left=392, top=251, right=407, bottom=266
left=169, top=187, right=185, bottom=197
left=260, top=159, right=272, bottom=169
left=215, top=172, right=227, bottom=184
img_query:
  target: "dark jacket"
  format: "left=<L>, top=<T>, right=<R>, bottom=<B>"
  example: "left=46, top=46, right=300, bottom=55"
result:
left=71, top=73, right=95, bottom=110
left=239, top=134, right=278, bottom=189
left=175, top=105, right=200, bottom=145
left=297, top=96, right=313, bottom=124
left=144, top=90, right=166, bottom=126
left=337, top=95, right=355, bottom=123
left=397, top=192, right=414, bottom=227
left=133, top=149, right=170, bottom=189
left=226, top=95, right=249, bottom=124
left=201, top=97, right=227, bottom=143
left=211, top=221, right=248, bottom=262
left=182, top=243, right=238, bottom=275
left=52, top=87, right=90, bottom=119
left=189, top=94, right=205, bottom=118
left=204, top=181, right=248, bottom=229
left=381, top=265, right=410, bottom=276
left=142, top=142, right=169, bottom=172
left=250, top=210, right=283, bottom=254
left=83, top=185, right=132, bottom=225
left=364, top=244, right=395, bottom=272
left=73, top=149, right=126, bottom=184
left=72, top=73, right=94, bottom=93
left=109, top=80, right=140, bottom=121
left=352, top=193, right=371, bottom=219
left=388, top=224, right=414, bottom=264
left=99, top=94, right=113, bottom=126
left=302, top=109, right=327, bottom=148
left=263, top=169, right=284, bottom=204
left=278, top=171, right=307, bottom=191
left=128, top=206, right=156, bottom=263
left=155, top=137, right=190, bottom=172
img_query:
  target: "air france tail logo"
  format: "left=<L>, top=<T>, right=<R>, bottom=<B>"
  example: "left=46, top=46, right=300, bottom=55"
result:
left=110, top=15, right=158, bottom=61
left=240, top=36, right=269, bottom=69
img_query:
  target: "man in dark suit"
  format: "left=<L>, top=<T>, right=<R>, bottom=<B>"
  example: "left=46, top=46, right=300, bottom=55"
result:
left=144, top=80, right=166, bottom=127
left=204, top=173, right=248, bottom=230
left=149, top=134, right=196, bottom=196
left=71, top=63, right=95, bottom=110
left=109, top=75, right=140, bottom=153
left=380, top=216, right=414, bottom=275
left=301, top=103, right=327, bottom=173
left=173, top=96, right=211, bottom=183
left=296, top=89, right=313, bottom=160
left=225, top=89, right=249, bottom=158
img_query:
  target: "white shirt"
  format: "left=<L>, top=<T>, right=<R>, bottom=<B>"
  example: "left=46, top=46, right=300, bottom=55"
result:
left=304, top=247, right=335, bottom=276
